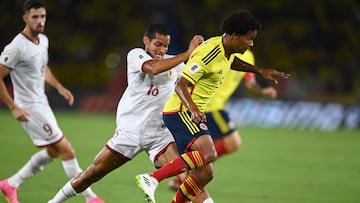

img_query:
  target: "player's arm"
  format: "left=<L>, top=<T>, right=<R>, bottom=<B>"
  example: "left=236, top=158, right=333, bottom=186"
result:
left=143, top=35, right=204, bottom=75
left=231, top=56, right=290, bottom=84
left=175, top=77, right=206, bottom=123
left=0, top=64, right=28, bottom=121
left=45, top=66, right=74, bottom=106
left=244, top=73, right=277, bottom=99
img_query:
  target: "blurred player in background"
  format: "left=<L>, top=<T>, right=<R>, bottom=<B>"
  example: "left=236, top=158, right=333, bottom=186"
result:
left=167, top=50, right=278, bottom=201
left=0, top=0, right=104, bottom=203
left=136, top=9, right=289, bottom=203
left=47, top=24, right=204, bottom=202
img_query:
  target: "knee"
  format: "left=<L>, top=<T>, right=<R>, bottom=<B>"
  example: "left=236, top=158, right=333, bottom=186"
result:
left=203, top=169, right=214, bottom=183
left=226, top=132, right=242, bottom=153
left=59, top=142, right=76, bottom=159
left=202, top=145, right=218, bottom=164
left=207, top=150, right=217, bottom=164
left=196, top=166, right=214, bottom=185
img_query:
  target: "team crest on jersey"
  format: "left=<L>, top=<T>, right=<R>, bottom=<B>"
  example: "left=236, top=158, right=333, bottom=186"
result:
left=138, top=54, right=143, bottom=59
left=199, top=122, right=208, bottom=130
left=4, top=56, right=8, bottom=62
left=189, top=62, right=201, bottom=74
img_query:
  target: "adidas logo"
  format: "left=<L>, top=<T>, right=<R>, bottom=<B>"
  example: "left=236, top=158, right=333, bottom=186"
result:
left=143, top=176, right=151, bottom=186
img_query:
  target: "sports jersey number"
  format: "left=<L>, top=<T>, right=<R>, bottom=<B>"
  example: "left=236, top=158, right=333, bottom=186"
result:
left=43, top=124, right=53, bottom=136
left=147, top=84, right=159, bottom=96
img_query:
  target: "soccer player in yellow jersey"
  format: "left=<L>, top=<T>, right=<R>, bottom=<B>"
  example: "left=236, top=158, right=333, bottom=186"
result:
left=136, top=9, right=290, bottom=203
left=167, top=50, right=278, bottom=200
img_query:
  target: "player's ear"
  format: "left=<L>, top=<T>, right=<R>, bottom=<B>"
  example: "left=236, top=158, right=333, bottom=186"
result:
left=143, top=36, right=150, bottom=45
left=22, top=14, right=28, bottom=23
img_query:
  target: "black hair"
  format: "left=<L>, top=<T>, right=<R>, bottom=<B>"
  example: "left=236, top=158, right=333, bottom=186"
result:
left=23, top=0, right=46, bottom=13
left=221, top=9, right=261, bottom=35
left=144, top=24, right=169, bottom=40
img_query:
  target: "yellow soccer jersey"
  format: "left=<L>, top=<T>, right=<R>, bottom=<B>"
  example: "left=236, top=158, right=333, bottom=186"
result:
left=205, top=50, right=255, bottom=112
left=164, top=36, right=231, bottom=113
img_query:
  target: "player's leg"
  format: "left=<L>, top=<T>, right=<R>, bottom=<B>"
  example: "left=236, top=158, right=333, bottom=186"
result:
left=0, top=148, right=53, bottom=203
left=46, top=136, right=105, bottom=203
left=1, top=105, right=60, bottom=203
left=156, top=142, right=190, bottom=190
left=213, top=130, right=242, bottom=157
left=30, top=104, right=105, bottom=203
left=48, top=146, right=129, bottom=203
left=192, top=190, right=214, bottom=203
left=207, top=110, right=241, bottom=157
left=136, top=113, right=217, bottom=202
left=171, top=164, right=213, bottom=203
left=137, top=135, right=216, bottom=203
left=157, top=142, right=206, bottom=200
left=144, top=134, right=215, bottom=182
left=49, top=127, right=140, bottom=202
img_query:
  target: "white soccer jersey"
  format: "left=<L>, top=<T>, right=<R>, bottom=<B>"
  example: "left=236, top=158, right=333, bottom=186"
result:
left=0, top=33, right=49, bottom=106
left=115, top=48, right=184, bottom=134
left=0, top=33, right=63, bottom=146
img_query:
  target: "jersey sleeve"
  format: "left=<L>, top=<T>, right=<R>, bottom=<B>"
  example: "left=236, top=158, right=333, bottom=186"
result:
left=0, top=42, right=20, bottom=70
left=127, top=48, right=152, bottom=73
left=180, top=47, right=210, bottom=86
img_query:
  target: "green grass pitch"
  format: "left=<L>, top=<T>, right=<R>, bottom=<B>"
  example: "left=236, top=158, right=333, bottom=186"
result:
left=0, top=110, right=359, bottom=203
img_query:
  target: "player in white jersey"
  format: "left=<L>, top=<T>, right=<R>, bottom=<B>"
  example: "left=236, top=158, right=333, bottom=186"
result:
left=0, top=1, right=104, bottom=203
left=47, top=24, right=204, bottom=202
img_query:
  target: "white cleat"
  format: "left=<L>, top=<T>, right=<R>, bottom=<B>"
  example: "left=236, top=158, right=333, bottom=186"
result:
left=135, top=174, right=158, bottom=203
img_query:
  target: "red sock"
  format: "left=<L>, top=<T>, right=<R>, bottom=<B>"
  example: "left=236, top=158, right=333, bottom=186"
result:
left=214, top=139, right=228, bottom=157
left=150, top=151, right=205, bottom=182
left=172, top=175, right=202, bottom=203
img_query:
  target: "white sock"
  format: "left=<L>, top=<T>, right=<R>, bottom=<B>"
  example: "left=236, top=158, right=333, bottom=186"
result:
left=62, top=158, right=97, bottom=200
left=8, top=149, right=54, bottom=188
left=203, top=197, right=215, bottom=203
left=48, top=181, right=77, bottom=203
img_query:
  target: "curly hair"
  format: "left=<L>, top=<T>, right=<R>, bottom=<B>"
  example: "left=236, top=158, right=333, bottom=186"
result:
left=221, top=9, right=261, bottom=35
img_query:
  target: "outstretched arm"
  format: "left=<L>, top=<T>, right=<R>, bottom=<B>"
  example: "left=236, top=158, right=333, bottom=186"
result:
left=175, top=77, right=206, bottom=123
left=45, top=67, right=74, bottom=106
left=142, top=35, right=204, bottom=75
left=231, top=57, right=290, bottom=84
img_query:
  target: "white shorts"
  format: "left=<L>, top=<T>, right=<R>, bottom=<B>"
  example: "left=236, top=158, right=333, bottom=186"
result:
left=106, top=128, right=175, bottom=164
left=21, top=103, right=63, bottom=147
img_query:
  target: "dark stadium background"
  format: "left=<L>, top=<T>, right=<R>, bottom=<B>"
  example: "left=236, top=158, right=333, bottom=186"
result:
left=1, top=0, right=359, bottom=128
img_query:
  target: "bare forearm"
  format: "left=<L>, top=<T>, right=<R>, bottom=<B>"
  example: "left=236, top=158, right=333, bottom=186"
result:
left=45, top=67, right=63, bottom=89
left=175, top=77, right=198, bottom=112
left=231, top=57, right=260, bottom=73
left=0, top=81, right=16, bottom=110
left=232, top=57, right=290, bottom=84
left=143, top=52, right=190, bottom=75
left=175, top=83, right=195, bottom=111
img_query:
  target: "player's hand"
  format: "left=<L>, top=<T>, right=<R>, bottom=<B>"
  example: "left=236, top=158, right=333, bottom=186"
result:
left=58, top=86, right=74, bottom=106
left=11, top=105, right=28, bottom=121
left=187, top=35, right=204, bottom=55
left=190, top=110, right=207, bottom=123
left=261, top=87, right=277, bottom=99
left=258, top=68, right=290, bottom=84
